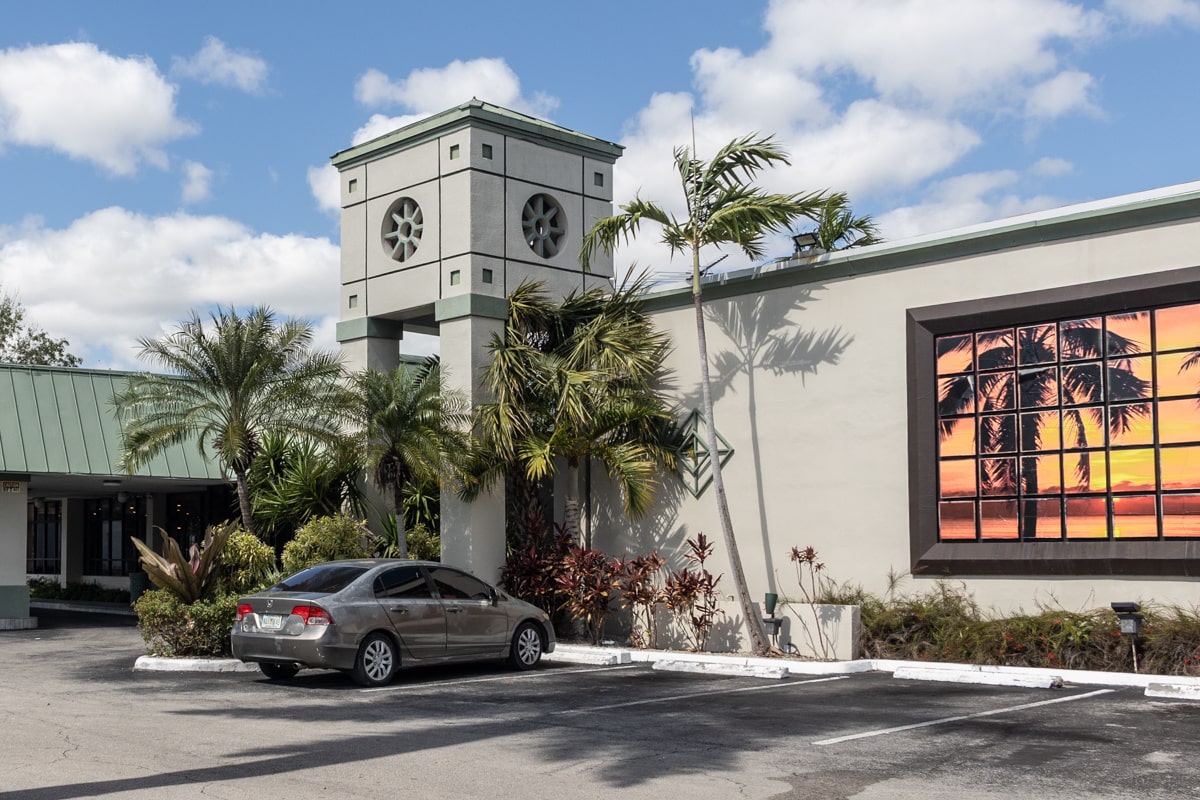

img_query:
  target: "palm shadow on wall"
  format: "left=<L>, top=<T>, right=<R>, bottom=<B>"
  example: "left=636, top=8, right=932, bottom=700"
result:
left=679, top=287, right=854, bottom=594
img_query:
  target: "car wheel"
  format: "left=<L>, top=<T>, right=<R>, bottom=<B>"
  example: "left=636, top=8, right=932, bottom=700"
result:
left=508, top=622, right=543, bottom=670
left=353, top=632, right=399, bottom=687
left=259, top=662, right=299, bottom=681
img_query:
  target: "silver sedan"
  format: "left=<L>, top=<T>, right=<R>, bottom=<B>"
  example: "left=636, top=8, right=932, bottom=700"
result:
left=231, top=559, right=555, bottom=686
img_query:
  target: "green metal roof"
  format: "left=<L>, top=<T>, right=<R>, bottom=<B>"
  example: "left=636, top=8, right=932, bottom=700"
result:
left=330, top=98, right=623, bottom=169
left=0, top=364, right=225, bottom=480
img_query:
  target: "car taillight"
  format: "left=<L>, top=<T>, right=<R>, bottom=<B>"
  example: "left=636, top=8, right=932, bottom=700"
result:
left=292, top=605, right=332, bottom=625
left=236, top=603, right=253, bottom=621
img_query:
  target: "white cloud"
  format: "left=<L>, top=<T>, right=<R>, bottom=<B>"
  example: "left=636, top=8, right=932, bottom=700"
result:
left=1025, top=70, right=1099, bottom=119
left=876, top=170, right=1062, bottom=239
left=0, top=42, right=195, bottom=175
left=181, top=160, right=213, bottom=204
left=171, top=36, right=268, bottom=94
left=1106, top=0, right=1200, bottom=25
left=1031, top=156, right=1074, bottom=176
left=351, top=112, right=426, bottom=146
left=353, top=58, right=558, bottom=118
left=307, top=164, right=340, bottom=214
left=0, top=208, right=339, bottom=368
left=762, top=0, right=1105, bottom=111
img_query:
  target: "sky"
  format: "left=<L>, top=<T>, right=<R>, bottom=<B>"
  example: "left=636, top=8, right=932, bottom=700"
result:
left=2, top=0, right=1200, bottom=369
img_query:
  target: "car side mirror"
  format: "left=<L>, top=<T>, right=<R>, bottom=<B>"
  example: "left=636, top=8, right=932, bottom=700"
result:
left=490, top=587, right=499, bottom=606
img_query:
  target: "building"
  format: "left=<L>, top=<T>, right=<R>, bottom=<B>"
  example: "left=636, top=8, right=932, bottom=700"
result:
left=6, top=102, right=1199, bottom=641
left=1, top=366, right=231, bottom=627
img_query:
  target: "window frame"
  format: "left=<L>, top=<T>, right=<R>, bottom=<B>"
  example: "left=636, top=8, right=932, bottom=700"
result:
left=908, top=263, right=1200, bottom=577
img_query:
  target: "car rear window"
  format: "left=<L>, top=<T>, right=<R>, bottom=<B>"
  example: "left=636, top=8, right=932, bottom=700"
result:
left=271, top=564, right=369, bottom=594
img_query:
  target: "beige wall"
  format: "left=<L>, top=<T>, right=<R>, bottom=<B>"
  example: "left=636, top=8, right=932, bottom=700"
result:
left=593, top=217, right=1200, bottom=647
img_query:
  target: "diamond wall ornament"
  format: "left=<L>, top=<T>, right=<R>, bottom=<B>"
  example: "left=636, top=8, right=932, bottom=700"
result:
left=677, top=409, right=734, bottom=498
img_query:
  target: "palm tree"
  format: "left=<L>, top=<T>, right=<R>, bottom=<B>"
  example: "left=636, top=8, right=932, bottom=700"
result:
left=115, top=306, right=347, bottom=537
left=938, top=318, right=1150, bottom=537
left=810, top=193, right=881, bottom=252
left=348, top=359, right=469, bottom=559
left=248, top=432, right=366, bottom=547
left=582, top=134, right=825, bottom=656
left=467, top=276, right=679, bottom=547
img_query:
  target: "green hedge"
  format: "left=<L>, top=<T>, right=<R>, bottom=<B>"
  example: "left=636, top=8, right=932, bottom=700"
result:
left=134, top=590, right=238, bottom=658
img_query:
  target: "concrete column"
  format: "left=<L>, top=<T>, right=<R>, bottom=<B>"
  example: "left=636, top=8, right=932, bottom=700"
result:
left=436, top=295, right=508, bottom=583
left=337, top=317, right=405, bottom=374
left=0, top=477, right=30, bottom=619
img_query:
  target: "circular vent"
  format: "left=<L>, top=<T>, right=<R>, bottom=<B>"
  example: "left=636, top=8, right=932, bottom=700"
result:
left=382, top=197, right=423, bottom=262
left=522, top=194, right=565, bottom=259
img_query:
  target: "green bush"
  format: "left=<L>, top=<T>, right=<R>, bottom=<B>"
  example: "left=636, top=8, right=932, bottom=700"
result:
left=27, top=577, right=130, bottom=604
left=134, top=590, right=238, bottom=658
left=281, top=514, right=371, bottom=574
left=213, top=528, right=278, bottom=596
left=406, top=522, right=440, bottom=562
left=855, top=582, right=1200, bottom=676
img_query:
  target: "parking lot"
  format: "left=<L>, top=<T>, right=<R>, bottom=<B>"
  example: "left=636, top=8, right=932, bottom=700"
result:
left=2, top=611, right=1198, bottom=799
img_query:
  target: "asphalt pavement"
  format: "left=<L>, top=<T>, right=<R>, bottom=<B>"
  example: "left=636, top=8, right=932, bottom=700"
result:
left=2, top=609, right=1198, bottom=799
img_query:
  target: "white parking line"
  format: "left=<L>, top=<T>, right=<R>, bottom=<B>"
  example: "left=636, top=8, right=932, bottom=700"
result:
left=360, top=663, right=638, bottom=693
left=813, top=688, right=1117, bottom=746
left=555, top=675, right=849, bottom=715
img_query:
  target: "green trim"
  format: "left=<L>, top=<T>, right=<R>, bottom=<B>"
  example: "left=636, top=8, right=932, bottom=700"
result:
left=331, top=99, right=623, bottom=169
left=434, top=294, right=509, bottom=322
left=335, top=317, right=406, bottom=343
left=0, top=585, right=30, bottom=618
left=639, top=188, right=1200, bottom=313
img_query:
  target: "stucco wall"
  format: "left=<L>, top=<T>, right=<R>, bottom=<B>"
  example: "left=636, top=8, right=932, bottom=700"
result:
left=593, top=216, right=1200, bottom=642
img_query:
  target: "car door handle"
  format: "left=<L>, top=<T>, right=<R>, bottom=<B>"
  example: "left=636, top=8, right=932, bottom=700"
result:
left=389, top=607, right=408, bottom=614
left=447, top=607, right=464, bottom=614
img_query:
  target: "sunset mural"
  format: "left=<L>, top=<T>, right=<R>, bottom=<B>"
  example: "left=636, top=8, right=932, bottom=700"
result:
left=936, top=303, right=1200, bottom=541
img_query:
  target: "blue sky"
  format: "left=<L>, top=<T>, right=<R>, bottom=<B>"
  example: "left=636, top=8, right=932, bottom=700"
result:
left=1, top=0, right=1199, bottom=368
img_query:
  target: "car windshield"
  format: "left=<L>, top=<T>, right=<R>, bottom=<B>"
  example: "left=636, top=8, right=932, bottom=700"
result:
left=271, top=564, right=369, bottom=594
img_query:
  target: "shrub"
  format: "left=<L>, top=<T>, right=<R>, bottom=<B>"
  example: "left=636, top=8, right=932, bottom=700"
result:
left=501, top=528, right=572, bottom=615
left=132, top=520, right=236, bottom=603
left=281, top=514, right=371, bottom=574
left=663, top=533, right=724, bottom=652
left=556, top=547, right=623, bottom=645
left=620, top=551, right=666, bottom=649
left=134, top=589, right=239, bottom=658
left=213, top=528, right=278, bottom=596
left=27, top=578, right=130, bottom=604
left=406, top=522, right=441, bottom=562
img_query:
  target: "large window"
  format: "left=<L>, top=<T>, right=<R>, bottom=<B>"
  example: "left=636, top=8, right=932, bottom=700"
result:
left=936, top=305, right=1200, bottom=541
left=84, top=496, right=144, bottom=576
left=909, top=266, right=1200, bottom=576
left=27, top=500, right=61, bottom=575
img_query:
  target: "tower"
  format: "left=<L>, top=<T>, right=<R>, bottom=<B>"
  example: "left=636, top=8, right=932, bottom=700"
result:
left=331, top=99, right=623, bottom=579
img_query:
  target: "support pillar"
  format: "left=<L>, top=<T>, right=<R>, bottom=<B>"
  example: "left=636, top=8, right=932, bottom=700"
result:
left=436, top=295, right=508, bottom=582
left=0, top=475, right=34, bottom=627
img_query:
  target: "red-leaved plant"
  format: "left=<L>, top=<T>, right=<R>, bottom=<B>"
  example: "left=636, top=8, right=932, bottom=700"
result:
left=664, top=533, right=724, bottom=652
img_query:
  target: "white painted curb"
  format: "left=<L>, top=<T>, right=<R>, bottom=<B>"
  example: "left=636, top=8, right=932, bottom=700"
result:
left=1146, top=682, right=1200, bottom=701
left=893, top=665, right=1064, bottom=689
left=134, top=655, right=260, bottom=673
left=545, top=646, right=631, bottom=666
left=654, top=659, right=790, bottom=679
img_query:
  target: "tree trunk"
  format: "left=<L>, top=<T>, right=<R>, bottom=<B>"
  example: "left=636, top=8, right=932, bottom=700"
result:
left=394, top=483, right=409, bottom=559
left=563, top=461, right=583, bottom=545
left=692, top=251, right=772, bottom=656
left=233, top=467, right=255, bottom=538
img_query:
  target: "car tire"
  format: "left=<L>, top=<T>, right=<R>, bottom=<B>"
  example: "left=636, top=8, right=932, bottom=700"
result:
left=508, top=622, right=543, bottom=670
left=353, top=632, right=399, bottom=687
left=259, top=662, right=299, bottom=681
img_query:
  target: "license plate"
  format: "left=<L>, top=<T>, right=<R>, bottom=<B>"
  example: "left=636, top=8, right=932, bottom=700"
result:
left=261, top=614, right=283, bottom=631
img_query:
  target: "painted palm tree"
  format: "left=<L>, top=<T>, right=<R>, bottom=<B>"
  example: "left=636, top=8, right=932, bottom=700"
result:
left=115, top=306, right=347, bottom=537
left=938, top=317, right=1150, bottom=537
left=810, top=192, right=881, bottom=252
left=581, top=134, right=825, bottom=656
left=347, top=359, right=469, bottom=559
left=467, top=275, right=679, bottom=547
